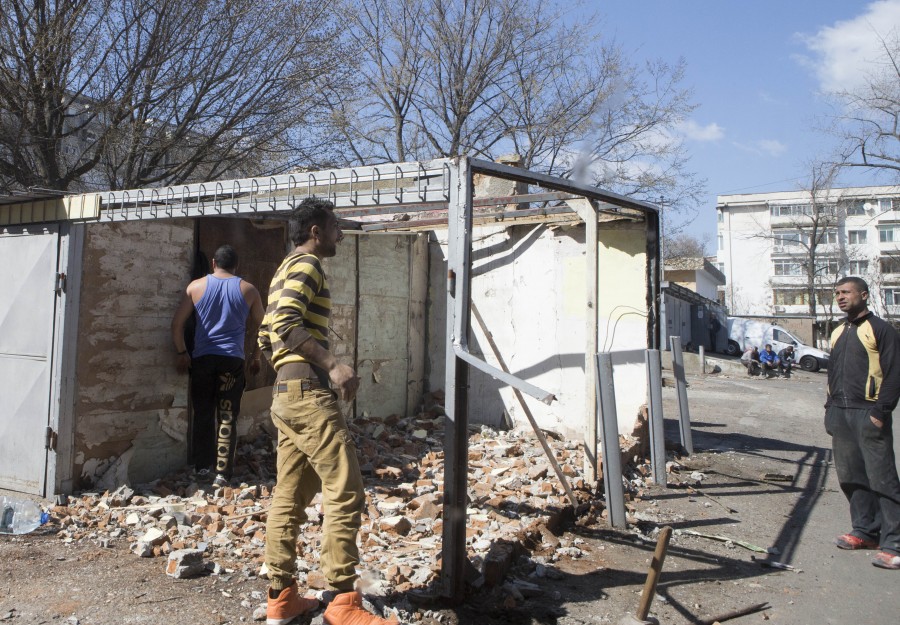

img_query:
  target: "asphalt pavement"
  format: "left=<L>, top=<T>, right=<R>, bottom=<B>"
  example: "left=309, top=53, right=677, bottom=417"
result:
left=657, top=369, right=900, bottom=624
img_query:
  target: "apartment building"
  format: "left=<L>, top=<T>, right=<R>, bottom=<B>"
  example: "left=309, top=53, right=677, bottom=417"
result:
left=717, top=185, right=900, bottom=330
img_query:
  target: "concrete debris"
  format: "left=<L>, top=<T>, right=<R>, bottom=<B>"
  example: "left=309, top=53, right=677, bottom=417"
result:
left=46, top=405, right=662, bottom=621
left=166, top=548, right=207, bottom=579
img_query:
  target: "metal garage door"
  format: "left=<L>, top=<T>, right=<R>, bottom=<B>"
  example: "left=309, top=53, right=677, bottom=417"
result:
left=0, top=224, right=59, bottom=494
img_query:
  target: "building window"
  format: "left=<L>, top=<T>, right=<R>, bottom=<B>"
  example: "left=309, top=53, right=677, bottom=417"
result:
left=880, top=256, right=900, bottom=274
left=849, top=260, right=869, bottom=274
left=716, top=262, right=725, bottom=273
left=717, top=235, right=723, bottom=250
left=879, top=198, right=895, bottom=211
left=717, top=210, right=724, bottom=223
left=770, top=204, right=812, bottom=217
left=878, top=225, right=900, bottom=243
left=774, top=260, right=803, bottom=276
left=847, top=200, right=867, bottom=216
left=884, top=288, right=900, bottom=306
left=849, top=230, right=867, bottom=244
left=773, top=231, right=803, bottom=247
left=815, top=259, right=841, bottom=274
left=814, top=230, right=838, bottom=245
left=773, top=289, right=833, bottom=306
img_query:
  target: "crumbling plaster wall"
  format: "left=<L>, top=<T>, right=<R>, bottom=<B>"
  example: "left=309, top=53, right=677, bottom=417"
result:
left=73, top=220, right=193, bottom=487
left=427, top=219, right=650, bottom=438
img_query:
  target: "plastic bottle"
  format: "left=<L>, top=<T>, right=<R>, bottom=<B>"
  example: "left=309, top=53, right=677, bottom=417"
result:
left=0, top=496, right=48, bottom=535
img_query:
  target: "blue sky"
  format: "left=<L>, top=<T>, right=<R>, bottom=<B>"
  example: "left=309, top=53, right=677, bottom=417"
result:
left=594, top=0, right=900, bottom=246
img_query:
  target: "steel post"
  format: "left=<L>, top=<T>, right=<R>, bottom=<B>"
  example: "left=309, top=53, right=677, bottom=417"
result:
left=645, top=349, right=667, bottom=486
left=669, top=336, right=693, bottom=455
left=441, top=157, right=472, bottom=601
left=596, top=353, right=627, bottom=528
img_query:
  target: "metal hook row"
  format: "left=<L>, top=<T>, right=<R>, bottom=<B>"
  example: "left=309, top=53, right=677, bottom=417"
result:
left=102, top=162, right=450, bottom=221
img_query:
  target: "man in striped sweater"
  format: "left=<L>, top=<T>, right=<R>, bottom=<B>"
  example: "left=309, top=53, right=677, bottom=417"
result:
left=258, top=197, right=398, bottom=625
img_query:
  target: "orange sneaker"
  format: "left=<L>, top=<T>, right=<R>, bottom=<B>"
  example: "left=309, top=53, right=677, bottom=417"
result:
left=266, top=581, right=319, bottom=625
left=323, top=591, right=399, bottom=625
left=834, top=533, right=879, bottom=550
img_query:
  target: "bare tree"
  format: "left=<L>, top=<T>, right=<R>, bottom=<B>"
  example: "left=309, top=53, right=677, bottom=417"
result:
left=832, top=32, right=900, bottom=180
left=751, top=164, right=844, bottom=321
left=330, top=0, right=429, bottom=164
left=0, top=0, right=346, bottom=193
left=865, top=250, right=900, bottom=326
left=334, top=0, right=704, bottom=220
left=663, top=232, right=709, bottom=261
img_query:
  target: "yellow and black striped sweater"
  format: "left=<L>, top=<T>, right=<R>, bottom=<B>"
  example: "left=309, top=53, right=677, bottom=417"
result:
left=827, top=311, right=900, bottom=418
left=258, top=252, right=330, bottom=371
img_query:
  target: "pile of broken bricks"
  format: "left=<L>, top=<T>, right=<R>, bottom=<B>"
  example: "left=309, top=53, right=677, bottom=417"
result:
left=47, top=403, right=662, bottom=621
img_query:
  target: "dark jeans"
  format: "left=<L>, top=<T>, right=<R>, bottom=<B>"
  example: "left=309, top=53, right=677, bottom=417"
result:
left=825, top=404, right=900, bottom=555
left=191, top=355, right=245, bottom=478
left=762, top=361, right=778, bottom=377
left=779, top=361, right=793, bottom=377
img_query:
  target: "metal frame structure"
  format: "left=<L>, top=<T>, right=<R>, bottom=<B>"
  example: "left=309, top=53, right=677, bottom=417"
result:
left=441, top=158, right=659, bottom=599
left=3, top=155, right=661, bottom=599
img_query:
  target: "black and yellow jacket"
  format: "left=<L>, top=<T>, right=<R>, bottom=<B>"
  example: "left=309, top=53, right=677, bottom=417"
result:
left=826, top=311, right=900, bottom=419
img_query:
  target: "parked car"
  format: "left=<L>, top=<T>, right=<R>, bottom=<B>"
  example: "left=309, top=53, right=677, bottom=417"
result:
left=725, top=318, right=829, bottom=372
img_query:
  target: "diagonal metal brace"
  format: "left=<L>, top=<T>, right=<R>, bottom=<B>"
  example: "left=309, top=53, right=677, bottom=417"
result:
left=452, top=346, right=556, bottom=405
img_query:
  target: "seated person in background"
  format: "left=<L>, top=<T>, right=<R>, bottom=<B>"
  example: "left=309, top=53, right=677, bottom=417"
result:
left=741, top=346, right=761, bottom=376
left=777, top=345, right=795, bottom=378
left=759, top=344, right=781, bottom=378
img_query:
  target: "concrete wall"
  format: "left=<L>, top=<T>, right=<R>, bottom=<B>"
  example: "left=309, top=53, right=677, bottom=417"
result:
left=327, top=233, right=428, bottom=420
left=354, top=233, right=428, bottom=418
left=695, top=270, right=721, bottom=301
left=73, top=220, right=193, bottom=488
left=427, top=219, right=650, bottom=438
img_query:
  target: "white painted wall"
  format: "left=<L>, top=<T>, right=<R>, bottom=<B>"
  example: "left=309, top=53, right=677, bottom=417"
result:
left=694, top=270, right=720, bottom=301
left=427, top=219, right=650, bottom=437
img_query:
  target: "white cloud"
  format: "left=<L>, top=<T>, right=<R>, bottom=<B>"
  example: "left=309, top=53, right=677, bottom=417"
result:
left=800, top=0, right=900, bottom=92
left=677, top=120, right=725, bottom=142
left=733, top=139, right=788, bottom=158
left=757, top=139, right=788, bottom=157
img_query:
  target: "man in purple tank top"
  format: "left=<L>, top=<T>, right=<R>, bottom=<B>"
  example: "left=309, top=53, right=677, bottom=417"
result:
left=171, top=245, right=265, bottom=487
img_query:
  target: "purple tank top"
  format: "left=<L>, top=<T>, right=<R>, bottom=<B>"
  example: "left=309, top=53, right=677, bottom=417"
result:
left=192, top=275, right=249, bottom=359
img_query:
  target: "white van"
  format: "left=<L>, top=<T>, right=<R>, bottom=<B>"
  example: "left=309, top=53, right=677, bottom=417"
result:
left=725, top=318, right=829, bottom=372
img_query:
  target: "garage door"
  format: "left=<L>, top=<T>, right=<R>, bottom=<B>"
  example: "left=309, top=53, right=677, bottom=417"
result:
left=0, top=225, right=59, bottom=494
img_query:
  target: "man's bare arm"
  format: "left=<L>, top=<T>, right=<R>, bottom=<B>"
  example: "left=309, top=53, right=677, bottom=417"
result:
left=170, top=289, right=195, bottom=374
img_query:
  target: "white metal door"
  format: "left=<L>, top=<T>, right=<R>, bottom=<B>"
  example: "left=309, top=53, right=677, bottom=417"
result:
left=0, top=225, right=59, bottom=494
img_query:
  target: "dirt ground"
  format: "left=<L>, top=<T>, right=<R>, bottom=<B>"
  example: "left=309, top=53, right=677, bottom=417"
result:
left=2, top=369, right=899, bottom=625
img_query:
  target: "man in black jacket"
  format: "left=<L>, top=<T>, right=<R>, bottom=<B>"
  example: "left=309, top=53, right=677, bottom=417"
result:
left=825, top=276, right=900, bottom=569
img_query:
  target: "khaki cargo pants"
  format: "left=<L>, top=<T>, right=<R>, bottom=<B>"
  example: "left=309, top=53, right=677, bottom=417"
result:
left=264, top=380, right=364, bottom=591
